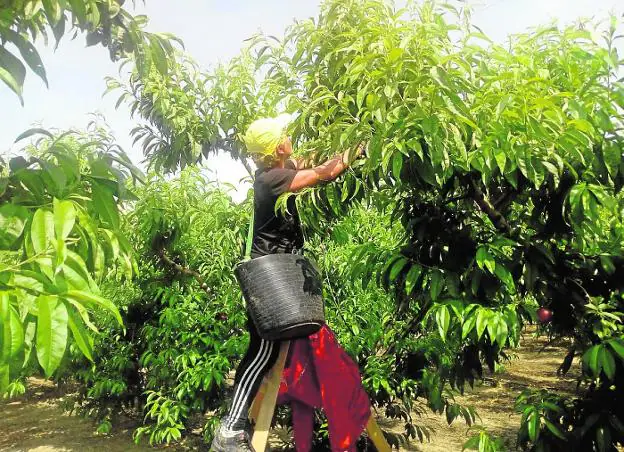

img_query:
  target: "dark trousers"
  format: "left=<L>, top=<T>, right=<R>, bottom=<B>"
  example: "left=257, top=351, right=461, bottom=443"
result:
left=224, top=315, right=281, bottom=430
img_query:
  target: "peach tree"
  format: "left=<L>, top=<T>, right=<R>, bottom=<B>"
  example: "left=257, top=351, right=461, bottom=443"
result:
left=0, top=126, right=143, bottom=393
left=110, top=0, right=624, bottom=449
left=1, top=0, right=184, bottom=394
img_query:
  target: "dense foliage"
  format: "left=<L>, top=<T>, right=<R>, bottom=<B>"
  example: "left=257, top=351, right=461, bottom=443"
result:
left=2, top=0, right=624, bottom=451
left=0, top=0, right=181, bottom=104
left=60, top=167, right=435, bottom=448
left=63, top=168, right=250, bottom=443
left=0, top=126, right=139, bottom=393
left=1, top=0, right=179, bottom=414
left=107, top=0, right=624, bottom=449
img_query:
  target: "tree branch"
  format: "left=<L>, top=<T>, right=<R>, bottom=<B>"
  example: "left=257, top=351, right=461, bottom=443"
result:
left=240, top=157, right=255, bottom=179
left=469, top=177, right=512, bottom=234
left=157, top=248, right=211, bottom=294
left=377, top=299, right=431, bottom=358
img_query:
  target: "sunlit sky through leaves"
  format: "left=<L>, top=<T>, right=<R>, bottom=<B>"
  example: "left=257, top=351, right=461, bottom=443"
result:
left=2, top=0, right=622, bottom=201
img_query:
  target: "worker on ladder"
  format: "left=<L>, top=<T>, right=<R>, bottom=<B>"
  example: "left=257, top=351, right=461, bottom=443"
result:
left=211, top=114, right=364, bottom=451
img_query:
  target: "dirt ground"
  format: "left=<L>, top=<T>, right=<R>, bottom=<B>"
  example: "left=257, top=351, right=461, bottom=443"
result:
left=0, top=381, right=147, bottom=452
left=0, top=329, right=580, bottom=452
left=386, top=329, right=579, bottom=452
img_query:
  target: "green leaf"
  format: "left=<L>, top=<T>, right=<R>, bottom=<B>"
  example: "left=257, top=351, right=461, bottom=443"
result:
left=0, top=177, right=7, bottom=198
left=91, top=180, right=120, bottom=229
left=608, top=415, right=624, bottom=435
left=41, top=160, right=67, bottom=193
left=0, top=204, right=29, bottom=250
left=6, top=307, right=24, bottom=378
left=22, top=317, right=36, bottom=368
left=495, top=94, right=512, bottom=118
left=405, top=264, right=422, bottom=295
left=436, top=305, right=450, bottom=341
left=63, top=252, right=97, bottom=292
left=476, top=247, right=496, bottom=274
left=494, top=148, right=507, bottom=173
left=543, top=419, right=566, bottom=440
left=583, top=345, right=602, bottom=376
left=65, top=290, right=122, bottom=327
left=600, top=346, right=616, bottom=380
left=149, top=36, right=168, bottom=75
left=4, top=30, right=48, bottom=87
left=392, top=153, right=403, bottom=180
left=542, top=160, right=561, bottom=186
left=31, top=209, right=55, bottom=254
left=23, top=0, right=43, bottom=19
left=67, top=305, right=93, bottom=362
left=326, top=183, right=341, bottom=215
left=54, top=238, right=67, bottom=270
left=86, top=0, right=100, bottom=27
left=388, top=48, right=404, bottom=63
left=607, top=339, right=624, bottom=360
left=0, top=293, right=24, bottom=373
left=51, top=12, right=66, bottom=47
left=36, top=295, right=68, bottom=377
left=429, top=270, right=444, bottom=301
left=462, top=315, right=476, bottom=340
left=495, top=317, right=508, bottom=347
left=12, top=270, right=51, bottom=293
left=476, top=308, right=489, bottom=340
left=67, top=0, right=87, bottom=23
left=356, top=83, right=369, bottom=109
left=569, top=118, right=594, bottom=135
left=14, top=128, right=54, bottom=143
left=42, top=0, right=62, bottom=24
left=389, top=257, right=408, bottom=281
left=50, top=148, right=80, bottom=183
left=366, top=92, right=379, bottom=111
left=53, top=198, right=76, bottom=241
left=600, top=256, right=616, bottom=275
left=494, top=263, right=515, bottom=291
left=0, top=46, right=26, bottom=104
left=462, top=434, right=480, bottom=451
left=486, top=315, right=499, bottom=345
left=602, top=142, right=621, bottom=178
left=527, top=410, right=540, bottom=442
left=0, top=364, right=8, bottom=393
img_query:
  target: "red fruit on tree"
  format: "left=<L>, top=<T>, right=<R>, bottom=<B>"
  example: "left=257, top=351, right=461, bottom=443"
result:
left=537, top=307, right=553, bottom=323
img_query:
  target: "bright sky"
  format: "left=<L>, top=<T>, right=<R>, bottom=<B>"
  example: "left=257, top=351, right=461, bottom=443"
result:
left=2, top=0, right=623, bottom=201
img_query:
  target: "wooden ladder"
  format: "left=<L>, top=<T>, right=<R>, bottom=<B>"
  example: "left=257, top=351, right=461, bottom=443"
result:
left=248, top=341, right=391, bottom=452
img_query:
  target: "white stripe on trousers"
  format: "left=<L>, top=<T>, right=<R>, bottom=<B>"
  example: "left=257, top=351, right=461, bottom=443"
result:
left=226, top=339, right=274, bottom=429
left=226, top=340, right=268, bottom=428
left=227, top=339, right=274, bottom=429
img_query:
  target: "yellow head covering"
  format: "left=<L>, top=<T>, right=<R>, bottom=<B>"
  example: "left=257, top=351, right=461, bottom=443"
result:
left=243, top=113, right=293, bottom=157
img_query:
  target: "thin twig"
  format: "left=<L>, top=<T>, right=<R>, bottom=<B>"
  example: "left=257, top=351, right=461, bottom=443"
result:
left=156, top=248, right=211, bottom=294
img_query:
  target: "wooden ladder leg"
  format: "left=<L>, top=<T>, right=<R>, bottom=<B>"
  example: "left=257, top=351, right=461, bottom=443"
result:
left=248, top=378, right=267, bottom=424
left=251, top=341, right=290, bottom=452
left=366, top=416, right=391, bottom=452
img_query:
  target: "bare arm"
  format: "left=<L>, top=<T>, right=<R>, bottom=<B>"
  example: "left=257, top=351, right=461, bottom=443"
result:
left=287, top=147, right=363, bottom=192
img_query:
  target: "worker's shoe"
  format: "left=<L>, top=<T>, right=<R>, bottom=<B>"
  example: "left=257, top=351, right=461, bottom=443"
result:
left=210, top=423, right=255, bottom=452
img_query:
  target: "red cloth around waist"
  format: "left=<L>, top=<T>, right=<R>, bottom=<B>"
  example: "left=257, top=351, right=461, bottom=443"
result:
left=276, top=325, right=371, bottom=451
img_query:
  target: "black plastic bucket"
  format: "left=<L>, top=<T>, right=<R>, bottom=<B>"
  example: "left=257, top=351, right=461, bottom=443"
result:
left=234, top=253, right=325, bottom=341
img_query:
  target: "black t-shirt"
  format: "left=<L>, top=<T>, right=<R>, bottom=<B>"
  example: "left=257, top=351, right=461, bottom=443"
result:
left=250, top=160, right=304, bottom=258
